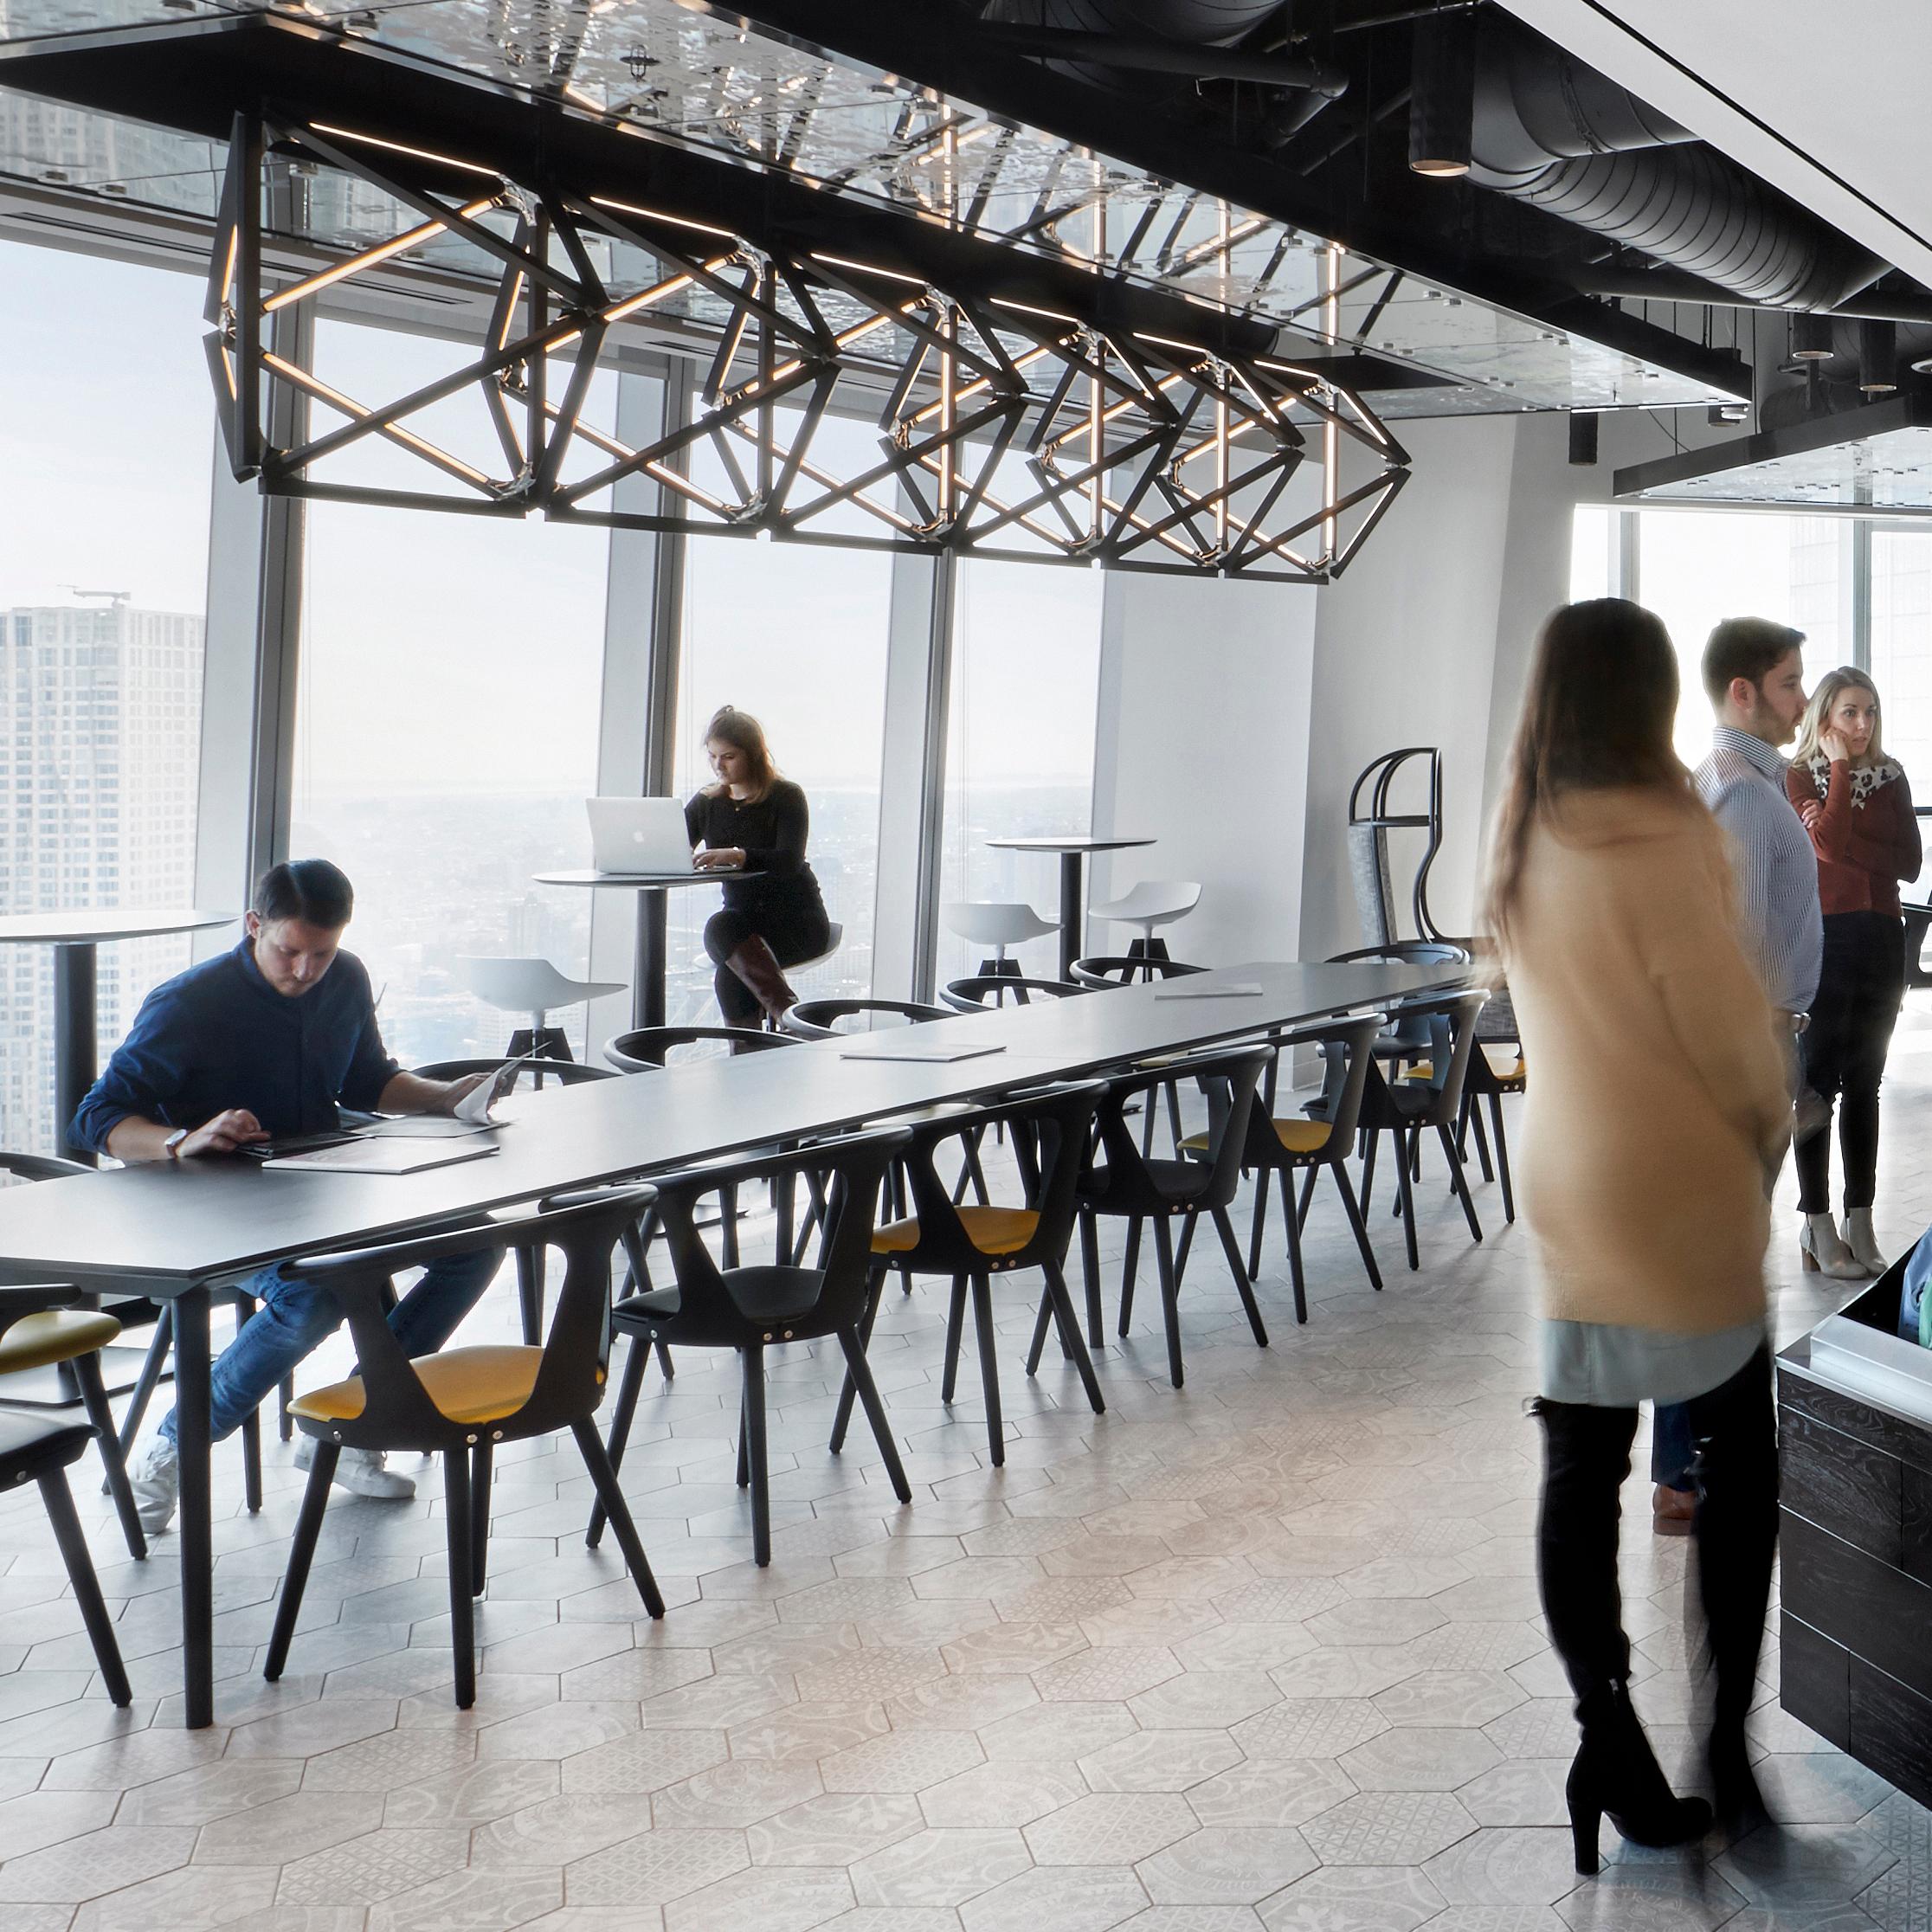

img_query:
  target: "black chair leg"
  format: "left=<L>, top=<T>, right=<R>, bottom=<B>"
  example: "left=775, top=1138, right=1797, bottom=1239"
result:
left=234, top=1294, right=263, bottom=1516
left=1247, top=1169, right=1271, bottom=1282
left=1360, top=1130, right=1380, bottom=1218
left=40, top=1467, right=131, bottom=1707
left=1296, top=1165, right=1318, bottom=1233
left=720, top=1183, right=742, bottom=1270
left=741, top=1348, right=772, bottom=1566
left=1152, top=1216, right=1184, bottom=1390
left=1281, top=1171, right=1311, bottom=1324
left=116, top=1303, right=172, bottom=1467
left=279, top=1375, right=294, bottom=1442
left=1043, top=1260, right=1104, bottom=1415
left=1025, top=1292, right=1054, bottom=1377
left=73, top=1352, right=145, bottom=1562
left=969, top=1274, right=1004, bottom=1468
left=836, top=1326, right=911, bottom=1502
left=1466, top=1098, right=1496, bottom=1184
left=1394, top=1136, right=1420, bottom=1272
left=1330, top=1161, right=1383, bottom=1291
left=1079, top=1211, right=1104, bottom=1348
left=1212, top=1207, right=1268, bottom=1346
left=1491, top=1096, right=1516, bottom=1222
left=441, top=1447, right=476, bottom=1709
left=572, top=1419, right=665, bottom=1616
left=737, top=1386, right=751, bottom=1491
left=514, top=1246, right=544, bottom=1345
left=587, top=1329, right=651, bottom=1550
left=830, top=1264, right=888, bottom=1454
left=1439, top=1124, right=1484, bottom=1244
left=469, top=1442, right=493, bottom=1598
left=1164, top=1081, right=1184, bottom=1156
left=1118, top=1219, right=1143, bottom=1337
left=265, top=1443, right=337, bottom=1682
left=941, top=1277, right=967, bottom=1403
left=1173, top=1214, right=1196, bottom=1285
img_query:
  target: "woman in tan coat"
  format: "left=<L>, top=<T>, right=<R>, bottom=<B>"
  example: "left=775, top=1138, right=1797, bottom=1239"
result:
left=1487, top=599, right=1787, bottom=1874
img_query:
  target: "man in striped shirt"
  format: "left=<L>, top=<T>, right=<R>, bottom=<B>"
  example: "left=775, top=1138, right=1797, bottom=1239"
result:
left=1655, top=617, right=1819, bottom=1531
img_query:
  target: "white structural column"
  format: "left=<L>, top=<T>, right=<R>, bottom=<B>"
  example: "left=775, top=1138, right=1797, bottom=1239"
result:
left=872, top=547, right=955, bottom=1001
left=191, top=306, right=308, bottom=947
left=1090, top=570, right=1318, bottom=969
left=584, top=363, right=680, bottom=1053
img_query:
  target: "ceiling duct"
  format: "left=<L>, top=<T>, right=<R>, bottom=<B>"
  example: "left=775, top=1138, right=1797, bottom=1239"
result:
left=979, top=0, right=1344, bottom=98
left=1457, top=19, right=1887, bottom=312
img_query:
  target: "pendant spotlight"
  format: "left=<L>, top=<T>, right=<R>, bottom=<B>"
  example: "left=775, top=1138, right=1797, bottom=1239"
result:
left=1859, top=319, right=1898, bottom=394
left=1788, top=314, right=1835, bottom=361
left=1408, top=9, right=1475, bottom=177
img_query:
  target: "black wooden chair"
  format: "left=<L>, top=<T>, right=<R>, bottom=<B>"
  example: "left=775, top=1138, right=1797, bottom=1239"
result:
left=417, top=1058, right=617, bottom=1349
left=1455, top=1034, right=1526, bottom=1225
left=1077, top=1045, right=1272, bottom=1388
left=0, top=1154, right=150, bottom=1557
left=590, top=1129, right=911, bottom=1568
left=940, top=975, right=1087, bottom=1012
left=0, top=1309, right=132, bottom=1707
left=830, top=1083, right=1108, bottom=1470
left=1069, top=956, right=1207, bottom=988
left=782, top=998, right=950, bottom=1039
left=1336, top=990, right=1489, bottom=1272
left=1904, top=901, right=1932, bottom=993
left=266, top=1184, right=661, bottom=1708
left=1181, top=1011, right=1388, bottom=1321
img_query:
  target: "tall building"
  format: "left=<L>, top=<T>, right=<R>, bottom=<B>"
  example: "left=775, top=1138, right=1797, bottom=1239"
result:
left=0, top=598, right=204, bottom=1150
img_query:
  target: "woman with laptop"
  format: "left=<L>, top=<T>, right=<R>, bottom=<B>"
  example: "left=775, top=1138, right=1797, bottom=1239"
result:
left=686, top=705, right=830, bottom=1027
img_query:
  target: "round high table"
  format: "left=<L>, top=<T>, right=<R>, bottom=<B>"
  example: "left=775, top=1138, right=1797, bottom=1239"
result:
left=0, top=908, right=237, bottom=1162
left=984, top=836, right=1156, bottom=981
left=532, top=870, right=763, bottom=1032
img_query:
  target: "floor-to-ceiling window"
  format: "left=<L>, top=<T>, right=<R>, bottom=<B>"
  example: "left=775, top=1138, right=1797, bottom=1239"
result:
left=936, top=559, right=1105, bottom=987
left=1867, top=528, right=1932, bottom=889
left=0, top=246, right=211, bottom=1150
left=666, top=414, right=895, bottom=1023
left=289, top=321, right=610, bottom=1066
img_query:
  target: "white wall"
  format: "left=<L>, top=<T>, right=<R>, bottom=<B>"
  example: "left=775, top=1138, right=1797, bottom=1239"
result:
left=1088, top=572, right=1318, bottom=969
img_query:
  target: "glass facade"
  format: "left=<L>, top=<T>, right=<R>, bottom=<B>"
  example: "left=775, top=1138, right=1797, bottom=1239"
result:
left=289, top=325, right=610, bottom=1067
left=936, top=560, right=1105, bottom=989
left=0, top=246, right=210, bottom=1150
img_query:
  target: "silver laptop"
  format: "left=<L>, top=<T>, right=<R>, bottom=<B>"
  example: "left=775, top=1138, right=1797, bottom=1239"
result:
left=587, top=797, right=698, bottom=874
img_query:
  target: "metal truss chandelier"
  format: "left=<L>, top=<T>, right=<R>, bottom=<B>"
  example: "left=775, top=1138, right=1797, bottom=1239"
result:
left=207, top=113, right=1409, bottom=579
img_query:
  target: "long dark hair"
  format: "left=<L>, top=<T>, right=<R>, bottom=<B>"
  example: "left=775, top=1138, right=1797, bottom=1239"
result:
left=1484, top=598, right=1692, bottom=943
left=700, top=705, right=779, bottom=803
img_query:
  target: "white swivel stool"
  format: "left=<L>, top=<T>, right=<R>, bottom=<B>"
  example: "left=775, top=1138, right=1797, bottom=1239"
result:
left=942, top=901, right=1058, bottom=981
left=789, top=922, right=844, bottom=978
left=1088, top=880, right=1201, bottom=976
left=461, top=956, right=628, bottom=1061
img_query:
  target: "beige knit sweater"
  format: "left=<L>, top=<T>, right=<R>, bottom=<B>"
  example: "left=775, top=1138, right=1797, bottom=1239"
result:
left=1500, top=787, right=1789, bottom=1336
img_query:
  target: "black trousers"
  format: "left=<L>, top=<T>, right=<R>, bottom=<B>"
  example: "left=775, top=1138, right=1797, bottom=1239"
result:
left=703, top=905, right=831, bottom=1027
left=1797, top=910, right=1905, bottom=1214
left=1535, top=1347, right=1777, bottom=1739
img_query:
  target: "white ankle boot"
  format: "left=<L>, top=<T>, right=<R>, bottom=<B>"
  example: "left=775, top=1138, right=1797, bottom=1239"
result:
left=1800, top=1212, right=1864, bottom=1279
left=1841, top=1208, right=1887, bottom=1276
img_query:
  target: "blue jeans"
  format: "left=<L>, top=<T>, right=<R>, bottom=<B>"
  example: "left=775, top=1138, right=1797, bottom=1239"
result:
left=158, top=1244, right=504, bottom=1446
left=1652, top=1401, right=1695, bottom=1491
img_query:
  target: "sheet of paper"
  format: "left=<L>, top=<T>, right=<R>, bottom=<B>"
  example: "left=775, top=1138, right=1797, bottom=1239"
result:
left=357, top=1116, right=498, bottom=1140
left=454, top=1057, right=533, bottom=1124
left=838, top=1041, right=1009, bottom=1064
left=1153, top=982, right=1265, bottom=1000
left=261, top=1140, right=501, bottom=1176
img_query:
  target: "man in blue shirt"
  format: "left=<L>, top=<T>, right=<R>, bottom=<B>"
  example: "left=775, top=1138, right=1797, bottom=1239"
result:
left=74, top=859, right=499, bottom=1534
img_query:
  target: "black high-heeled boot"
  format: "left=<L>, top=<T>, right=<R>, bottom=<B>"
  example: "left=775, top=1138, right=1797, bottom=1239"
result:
left=1568, top=1681, right=1713, bottom=1876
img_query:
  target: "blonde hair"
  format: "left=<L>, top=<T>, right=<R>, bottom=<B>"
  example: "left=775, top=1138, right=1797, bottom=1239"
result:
left=1793, top=667, right=1887, bottom=770
left=700, top=705, right=779, bottom=802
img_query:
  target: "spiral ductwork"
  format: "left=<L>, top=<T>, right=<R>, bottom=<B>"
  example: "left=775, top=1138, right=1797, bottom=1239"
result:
left=1462, top=20, right=1886, bottom=312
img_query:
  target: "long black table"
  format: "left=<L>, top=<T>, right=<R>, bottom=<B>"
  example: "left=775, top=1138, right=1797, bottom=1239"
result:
left=0, top=959, right=1462, bottom=1726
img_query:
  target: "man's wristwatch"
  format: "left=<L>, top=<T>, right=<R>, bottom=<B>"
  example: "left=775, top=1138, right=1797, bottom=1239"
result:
left=164, top=1128, right=190, bottom=1162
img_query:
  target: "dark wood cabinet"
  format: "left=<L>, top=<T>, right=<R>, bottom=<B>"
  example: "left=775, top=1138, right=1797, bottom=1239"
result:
left=1779, top=1263, right=1932, bottom=1811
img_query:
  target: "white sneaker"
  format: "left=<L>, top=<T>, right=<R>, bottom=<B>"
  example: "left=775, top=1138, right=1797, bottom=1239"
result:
left=131, top=1436, right=180, bottom=1536
left=293, top=1437, right=416, bottom=1501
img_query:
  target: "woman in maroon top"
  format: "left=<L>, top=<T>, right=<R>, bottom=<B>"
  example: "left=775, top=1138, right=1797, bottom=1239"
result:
left=1787, top=667, right=1922, bottom=1275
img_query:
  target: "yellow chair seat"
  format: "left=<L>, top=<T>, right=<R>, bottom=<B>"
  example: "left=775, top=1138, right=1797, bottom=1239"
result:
left=289, top=1344, right=547, bottom=1427
left=1401, top=1060, right=1434, bottom=1082
left=1181, top=1117, right=1331, bottom=1157
left=0, top=1310, right=120, bottom=1376
left=1488, top=1053, right=1526, bottom=1082
left=873, top=1205, right=1040, bottom=1257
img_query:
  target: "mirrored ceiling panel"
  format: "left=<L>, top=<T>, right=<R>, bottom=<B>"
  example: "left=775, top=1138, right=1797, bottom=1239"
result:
left=0, top=0, right=1741, bottom=415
